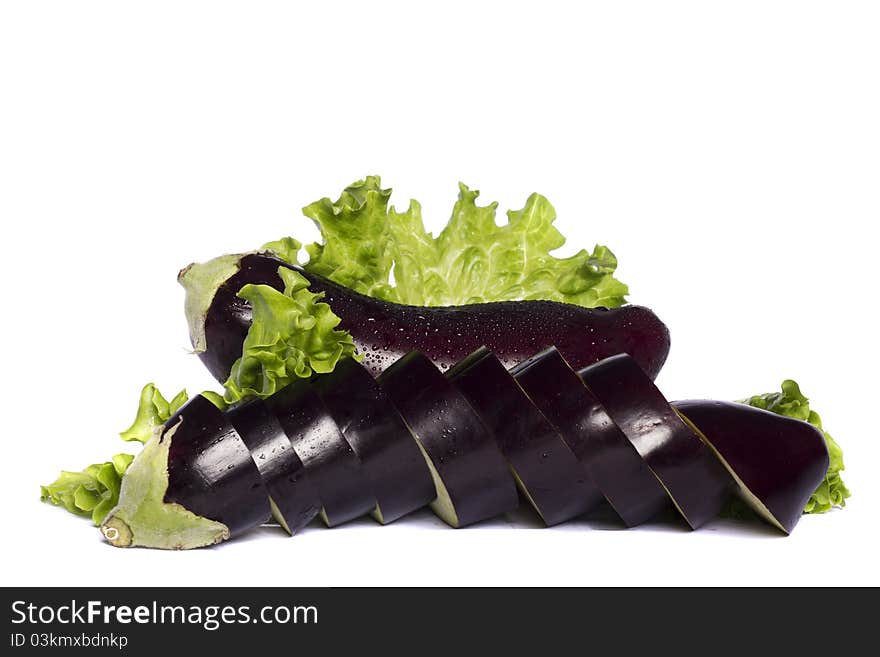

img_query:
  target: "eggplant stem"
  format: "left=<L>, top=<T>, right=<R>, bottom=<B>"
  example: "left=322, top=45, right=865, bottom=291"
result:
left=101, top=516, right=133, bottom=547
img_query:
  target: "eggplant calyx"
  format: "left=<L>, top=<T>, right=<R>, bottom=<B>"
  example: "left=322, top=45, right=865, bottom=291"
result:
left=179, top=253, right=247, bottom=354
left=100, top=422, right=229, bottom=550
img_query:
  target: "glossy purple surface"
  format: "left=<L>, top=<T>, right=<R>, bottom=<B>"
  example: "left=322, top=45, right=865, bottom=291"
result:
left=673, top=400, right=829, bottom=533
left=311, top=357, right=435, bottom=523
left=579, top=354, right=733, bottom=529
left=266, top=379, right=378, bottom=527
left=227, top=398, right=321, bottom=534
left=198, top=253, right=671, bottom=383
left=164, top=395, right=271, bottom=536
left=448, top=347, right=597, bottom=526
left=379, top=351, right=519, bottom=527
left=160, top=351, right=827, bottom=542
left=513, top=347, right=670, bottom=526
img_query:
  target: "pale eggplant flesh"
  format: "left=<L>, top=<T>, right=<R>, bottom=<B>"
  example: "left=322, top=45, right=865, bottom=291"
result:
left=378, top=351, right=519, bottom=528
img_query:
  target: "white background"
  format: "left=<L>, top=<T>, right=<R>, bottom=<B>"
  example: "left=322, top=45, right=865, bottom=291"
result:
left=1, top=1, right=878, bottom=586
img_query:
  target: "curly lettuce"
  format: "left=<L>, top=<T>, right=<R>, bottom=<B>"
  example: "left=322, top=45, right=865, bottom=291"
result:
left=41, top=454, right=135, bottom=525
left=264, top=175, right=628, bottom=308
left=222, top=267, right=357, bottom=402
left=119, top=383, right=189, bottom=444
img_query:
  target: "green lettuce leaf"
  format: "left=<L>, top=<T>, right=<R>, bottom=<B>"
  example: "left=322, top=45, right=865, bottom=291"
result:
left=222, top=267, right=357, bottom=402
left=199, top=390, right=228, bottom=411
left=260, top=236, right=303, bottom=267
left=264, top=175, right=628, bottom=308
left=119, top=382, right=188, bottom=444
left=41, top=453, right=135, bottom=525
left=741, top=379, right=850, bottom=514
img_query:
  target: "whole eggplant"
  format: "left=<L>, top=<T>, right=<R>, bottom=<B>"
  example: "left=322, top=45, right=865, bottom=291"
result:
left=179, top=253, right=671, bottom=383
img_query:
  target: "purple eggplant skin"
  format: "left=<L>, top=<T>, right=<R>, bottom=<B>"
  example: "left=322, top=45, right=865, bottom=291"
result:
left=447, top=347, right=597, bottom=526
left=310, top=357, right=436, bottom=524
left=578, top=354, right=733, bottom=529
left=164, top=395, right=272, bottom=537
left=673, top=400, right=829, bottom=534
left=265, top=379, right=378, bottom=527
left=512, top=347, right=668, bottom=526
left=378, top=351, right=520, bottom=528
left=193, top=252, right=671, bottom=383
left=226, top=398, right=321, bottom=535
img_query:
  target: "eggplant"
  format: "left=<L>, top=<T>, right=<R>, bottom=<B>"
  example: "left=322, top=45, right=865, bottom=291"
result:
left=673, top=400, right=829, bottom=533
left=447, top=347, right=597, bottom=525
left=100, top=394, right=273, bottom=549
left=161, top=395, right=272, bottom=536
left=578, top=354, right=733, bottom=529
left=265, top=379, right=378, bottom=527
left=102, top=346, right=832, bottom=549
left=378, top=351, right=519, bottom=528
left=310, top=357, right=435, bottom=524
left=180, top=252, right=671, bottom=383
left=512, top=347, right=669, bottom=526
left=226, top=398, right=321, bottom=535
left=160, top=395, right=271, bottom=536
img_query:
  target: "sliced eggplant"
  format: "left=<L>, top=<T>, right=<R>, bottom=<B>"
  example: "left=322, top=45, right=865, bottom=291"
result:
left=226, top=398, right=321, bottom=535
left=512, top=347, right=669, bottom=526
left=100, top=346, right=835, bottom=550
left=265, top=379, right=378, bottom=527
left=182, top=252, right=671, bottom=383
left=579, top=354, right=733, bottom=529
left=447, top=347, right=596, bottom=526
left=673, top=400, right=829, bottom=534
left=378, top=351, right=519, bottom=528
left=310, top=357, right=435, bottom=524
left=163, top=394, right=272, bottom=536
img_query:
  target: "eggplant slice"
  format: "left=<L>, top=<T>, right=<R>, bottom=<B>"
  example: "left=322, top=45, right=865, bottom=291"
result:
left=673, top=400, right=829, bottom=533
left=266, top=379, right=378, bottom=527
left=447, top=347, right=597, bottom=526
left=378, top=351, right=519, bottom=528
left=163, top=394, right=272, bottom=537
left=512, top=347, right=670, bottom=526
left=579, top=354, right=733, bottom=529
left=311, top=357, right=435, bottom=524
left=226, top=398, right=321, bottom=535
